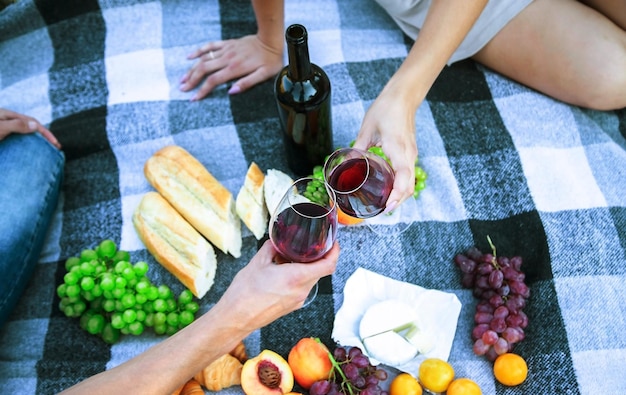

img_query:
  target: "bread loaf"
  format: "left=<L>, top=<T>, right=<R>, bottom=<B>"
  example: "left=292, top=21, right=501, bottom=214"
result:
left=236, top=162, right=268, bottom=240
left=144, top=145, right=242, bottom=258
left=132, top=191, right=217, bottom=298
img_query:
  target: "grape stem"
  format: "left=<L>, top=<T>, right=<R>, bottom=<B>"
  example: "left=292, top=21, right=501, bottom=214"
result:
left=486, top=235, right=499, bottom=269
left=315, top=338, right=356, bottom=395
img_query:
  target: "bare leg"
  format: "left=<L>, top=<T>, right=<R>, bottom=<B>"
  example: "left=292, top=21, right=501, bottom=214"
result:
left=473, top=0, right=626, bottom=110
left=578, top=0, right=626, bottom=30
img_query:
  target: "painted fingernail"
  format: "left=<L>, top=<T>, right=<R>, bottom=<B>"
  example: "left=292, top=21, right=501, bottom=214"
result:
left=228, top=85, right=241, bottom=95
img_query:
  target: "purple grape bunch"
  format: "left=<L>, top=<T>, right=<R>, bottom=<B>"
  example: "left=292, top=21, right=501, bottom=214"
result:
left=309, top=346, right=389, bottom=395
left=453, top=237, right=531, bottom=361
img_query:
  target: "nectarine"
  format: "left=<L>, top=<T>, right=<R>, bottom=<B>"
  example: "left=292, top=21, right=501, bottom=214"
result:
left=241, top=349, right=294, bottom=394
left=287, top=338, right=333, bottom=389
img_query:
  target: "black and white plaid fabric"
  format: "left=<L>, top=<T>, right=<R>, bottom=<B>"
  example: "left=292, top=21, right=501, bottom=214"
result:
left=1, top=0, right=625, bottom=394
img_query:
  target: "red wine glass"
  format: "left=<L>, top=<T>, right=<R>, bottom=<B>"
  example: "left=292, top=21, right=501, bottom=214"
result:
left=323, top=147, right=415, bottom=234
left=269, top=177, right=338, bottom=305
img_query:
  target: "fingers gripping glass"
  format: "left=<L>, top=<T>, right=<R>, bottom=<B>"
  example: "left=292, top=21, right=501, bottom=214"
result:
left=269, top=177, right=338, bottom=306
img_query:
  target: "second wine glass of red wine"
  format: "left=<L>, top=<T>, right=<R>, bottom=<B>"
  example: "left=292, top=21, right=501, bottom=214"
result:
left=323, top=147, right=394, bottom=218
left=269, top=177, right=338, bottom=306
left=324, top=147, right=415, bottom=235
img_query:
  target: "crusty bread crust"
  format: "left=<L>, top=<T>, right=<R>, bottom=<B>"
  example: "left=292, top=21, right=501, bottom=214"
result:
left=144, top=145, right=242, bottom=258
left=236, top=162, right=268, bottom=240
left=133, top=192, right=217, bottom=298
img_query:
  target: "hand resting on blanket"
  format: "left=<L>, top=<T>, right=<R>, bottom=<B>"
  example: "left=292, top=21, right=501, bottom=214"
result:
left=179, top=0, right=284, bottom=101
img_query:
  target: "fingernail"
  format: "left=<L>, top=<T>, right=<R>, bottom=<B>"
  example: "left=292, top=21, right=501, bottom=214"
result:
left=385, top=200, right=398, bottom=213
left=189, top=94, right=197, bottom=102
left=228, top=85, right=241, bottom=95
left=28, top=121, right=37, bottom=131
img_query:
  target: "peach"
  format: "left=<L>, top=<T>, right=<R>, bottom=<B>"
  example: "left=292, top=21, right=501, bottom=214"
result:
left=241, top=349, right=294, bottom=394
left=287, top=337, right=333, bottom=389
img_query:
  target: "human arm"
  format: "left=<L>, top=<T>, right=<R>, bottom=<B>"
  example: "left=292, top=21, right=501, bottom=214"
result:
left=180, top=0, right=285, bottom=100
left=0, top=108, right=61, bottom=149
left=353, top=0, right=488, bottom=211
left=59, top=240, right=340, bottom=395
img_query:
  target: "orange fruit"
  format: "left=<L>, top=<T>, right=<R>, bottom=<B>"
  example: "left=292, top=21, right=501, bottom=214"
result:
left=418, top=358, right=455, bottom=393
left=336, top=206, right=364, bottom=225
left=493, top=353, right=528, bottom=386
left=447, top=378, right=482, bottom=395
left=389, top=372, right=422, bottom=395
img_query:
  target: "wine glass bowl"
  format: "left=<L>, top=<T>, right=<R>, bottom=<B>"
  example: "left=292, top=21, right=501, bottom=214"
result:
left=269, top=177, right=338, bottom=263
left=323, top=147, right=394, bottom=219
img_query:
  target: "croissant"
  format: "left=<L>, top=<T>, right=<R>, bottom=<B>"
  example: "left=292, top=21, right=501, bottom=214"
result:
left=229, top=341, right=248, bottom=363
left=195, top=353, right=243, bottom=391
left=171, top=378, right=203, bottom=395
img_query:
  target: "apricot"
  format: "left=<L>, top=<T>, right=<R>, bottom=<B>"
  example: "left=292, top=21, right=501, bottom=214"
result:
left=241, top=349, right=294, bottom=394
left=337, top=206, right=364, bottom=226
left=288, top=337, right=333, bottom=390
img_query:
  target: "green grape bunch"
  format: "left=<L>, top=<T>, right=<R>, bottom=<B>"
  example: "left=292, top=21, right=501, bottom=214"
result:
left=56, top=239, right=199, bottom=344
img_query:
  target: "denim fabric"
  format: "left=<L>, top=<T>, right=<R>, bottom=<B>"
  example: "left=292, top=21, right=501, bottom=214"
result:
left=0, top=133, right=64, bottom=328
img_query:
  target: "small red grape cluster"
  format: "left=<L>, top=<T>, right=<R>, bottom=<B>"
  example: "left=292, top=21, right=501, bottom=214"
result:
left=453, top=237, right=530, bottom=361
left=310, top=346, right=389, bottom=395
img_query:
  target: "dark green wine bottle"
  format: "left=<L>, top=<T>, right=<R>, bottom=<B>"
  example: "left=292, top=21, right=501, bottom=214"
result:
left=274, top=24, right=333, bottom=176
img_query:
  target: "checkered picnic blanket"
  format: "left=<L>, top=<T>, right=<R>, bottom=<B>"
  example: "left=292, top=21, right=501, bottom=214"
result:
left=1, top=0, right=625, bottom=394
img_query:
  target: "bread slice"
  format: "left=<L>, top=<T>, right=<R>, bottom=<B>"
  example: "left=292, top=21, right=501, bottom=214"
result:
left=236, top=162, right=268, bottom=240
left=144, top=145, right=242, bottom=258
left=133, top=192, right=217, bottom=298
left=264, top=168, right=294, bottom=216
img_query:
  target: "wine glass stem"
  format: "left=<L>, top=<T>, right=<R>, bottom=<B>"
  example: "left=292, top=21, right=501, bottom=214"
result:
left=301, top=282, right=319, bottom=308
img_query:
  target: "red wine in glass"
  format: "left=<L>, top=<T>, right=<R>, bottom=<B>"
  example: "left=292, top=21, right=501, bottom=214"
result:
left=269, top=177, right=338, bottom=263
left=271, top=201, right=337, bottom=262
left=324, top=148, right=394, bottom=218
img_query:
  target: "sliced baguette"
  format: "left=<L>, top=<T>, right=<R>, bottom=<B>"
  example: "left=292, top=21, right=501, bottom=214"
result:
left=133, top=191, right=217, bottom=298
left=144, top=145, right=242, bottom=258
left=236, top=162, right=268, bottom=240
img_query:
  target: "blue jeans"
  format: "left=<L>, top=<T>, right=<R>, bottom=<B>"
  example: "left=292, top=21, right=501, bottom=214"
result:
left=0, top=133, right=64, bottom=328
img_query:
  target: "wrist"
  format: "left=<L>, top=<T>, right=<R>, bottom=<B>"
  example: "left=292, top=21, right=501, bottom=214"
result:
left=186, top=302, right=251, bottom=366
left=253, top=0, right=285, bottom=55
left=255, top=33, right=283, bottom=57
left=380, top=74, right=425, bottom=113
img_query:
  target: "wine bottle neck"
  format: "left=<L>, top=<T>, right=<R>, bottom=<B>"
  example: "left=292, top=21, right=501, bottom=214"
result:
left=286, top=24, right=312, bottom=80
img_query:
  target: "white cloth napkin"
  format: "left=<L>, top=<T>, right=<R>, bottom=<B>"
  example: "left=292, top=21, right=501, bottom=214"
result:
left=332, top=267, right=462, bottom=374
